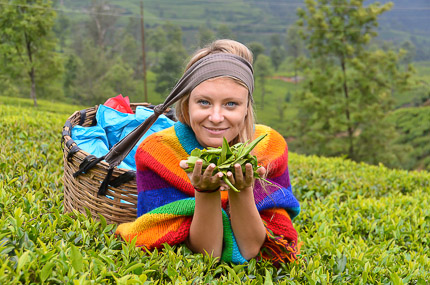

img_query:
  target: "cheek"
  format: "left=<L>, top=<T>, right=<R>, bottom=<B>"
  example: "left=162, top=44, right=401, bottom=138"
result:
left=230, top=109, right=247, bottom=127
left=189, top=108, right=206, bottom=126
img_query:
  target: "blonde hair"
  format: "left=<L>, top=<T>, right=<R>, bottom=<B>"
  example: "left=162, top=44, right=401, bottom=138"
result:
left=175, top=39, right=255, bottom=145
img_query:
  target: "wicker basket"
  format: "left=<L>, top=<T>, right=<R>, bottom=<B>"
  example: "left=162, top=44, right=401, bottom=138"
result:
left=62, top=103, right=173, bottom=224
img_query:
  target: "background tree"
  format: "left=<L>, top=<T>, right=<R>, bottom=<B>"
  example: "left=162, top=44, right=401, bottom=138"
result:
left=163, top=22, right=183, bottom=45
left=269, top=34, right=285, bottom=71
left=117, top=33, right=140, bottom=78
left=400, top=40, right=416, bottom=66
left=147, top=26, right=167, bottom=66
left=247, top=41, right=265, bottom=62
left=285, top=26, right=304, bottom=88
left=217, top=24, right=235, bottom=40
left=254, top=54, right=273, bottom=110
left=153, top=24, right=187, bottom=97
left=276, top=97, right=287, bottom=122
left=0, top=0, right=62, bottom=106
left=53, top=12, right=70, bottom=52
left=86, top=0, right=119, bottom=50
left=63, top=54, right=82, bottom=101
left=293, top=0, right=412, bottom=166
left=154, top=44, right=187, bottom=96
left=197, top=25, right=215, bottom=48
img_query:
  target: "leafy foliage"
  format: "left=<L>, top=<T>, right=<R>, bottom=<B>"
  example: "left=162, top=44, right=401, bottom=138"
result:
left=254, top=55, right=273, bottom=110
left=292, top=0, right=413, bottom=168
left=185, top=135, right=268, bottom=192
left=0, top=0, right=63, bottom=106
left=0, top=96, right=429, bottom=283
left=387, top=107, right=430, bottom=171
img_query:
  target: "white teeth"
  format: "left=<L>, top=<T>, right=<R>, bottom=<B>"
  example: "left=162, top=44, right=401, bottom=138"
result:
left=205, top=127, right=226, bottom=131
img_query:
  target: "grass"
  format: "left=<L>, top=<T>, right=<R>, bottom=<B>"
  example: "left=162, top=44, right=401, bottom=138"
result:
left=1, top=97, right=429, bottom=283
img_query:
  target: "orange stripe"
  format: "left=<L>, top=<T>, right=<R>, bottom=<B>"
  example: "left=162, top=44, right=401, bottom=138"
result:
left=272, top=208, right=291, bottom=221
left=117, top=214, right=186, bottom=247
left=253, top=125, right=287, bottom=168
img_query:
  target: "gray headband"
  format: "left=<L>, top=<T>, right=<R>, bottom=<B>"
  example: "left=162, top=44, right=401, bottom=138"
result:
left=172, top=53, right=254, bottom=101
left=104, top=53, right=254, bottom=168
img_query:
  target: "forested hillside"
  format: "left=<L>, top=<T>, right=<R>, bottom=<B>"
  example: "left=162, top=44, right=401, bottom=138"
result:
left=60, top=0, right=430, bottom=57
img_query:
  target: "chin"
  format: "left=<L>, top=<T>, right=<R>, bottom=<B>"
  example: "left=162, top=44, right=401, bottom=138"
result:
left=206, top=141, right=222, bottom=148
left=203, top=138, right=224, bottom=148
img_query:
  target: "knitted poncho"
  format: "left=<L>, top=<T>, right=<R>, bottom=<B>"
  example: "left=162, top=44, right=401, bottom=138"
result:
left=115, top=122, right=301, bottom=264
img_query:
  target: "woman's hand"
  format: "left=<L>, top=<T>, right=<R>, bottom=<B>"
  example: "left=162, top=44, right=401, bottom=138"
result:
left=226, top=163, right=267, bottom=259
left=180, top=159, right=224, bottom=191
left=226, top=163, right=267, bottom=192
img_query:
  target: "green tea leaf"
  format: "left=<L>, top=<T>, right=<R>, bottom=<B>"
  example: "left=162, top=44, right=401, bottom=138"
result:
left=190, top=148, right=201, bottom=157
left=98, top=214, right=107, bottom=230
left=17, top=251, right=31, bottom=272
left=241, top=134, right=267, bottom=158
left=70, top=245, right=84, bottom=272
left=204, top=148, right=223, bottom=154
left=223, top=176, right=240, bottom=192
left=123, top=263, right=146, bottom=275
left=219, top=137, right=230, bottom=165
left=40, top=261, right=55, bottom=282
left=264, top=269, right=273, bottom=285
left=186, top=156, right=200, bottom=165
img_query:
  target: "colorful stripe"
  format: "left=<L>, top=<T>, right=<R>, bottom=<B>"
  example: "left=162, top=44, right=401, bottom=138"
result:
left=116, top=121, right=301, bottom=264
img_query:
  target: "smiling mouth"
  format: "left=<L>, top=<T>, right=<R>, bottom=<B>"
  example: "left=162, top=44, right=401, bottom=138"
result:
left=204, top=126, right=228, bottom=134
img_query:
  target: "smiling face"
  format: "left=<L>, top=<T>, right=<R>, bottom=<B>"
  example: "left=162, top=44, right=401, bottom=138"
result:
left=188, top=77, right=249, bottom=148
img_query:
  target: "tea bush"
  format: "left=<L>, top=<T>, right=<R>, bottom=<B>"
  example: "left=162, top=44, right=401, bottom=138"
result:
left=1, top=97, right=429, bottom=284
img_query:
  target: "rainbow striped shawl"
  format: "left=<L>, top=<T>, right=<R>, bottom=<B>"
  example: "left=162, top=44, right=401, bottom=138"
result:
left=115, top=122, right=301, bottom=264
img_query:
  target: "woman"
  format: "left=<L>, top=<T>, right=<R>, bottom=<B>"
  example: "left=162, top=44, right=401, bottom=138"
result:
left=116, top=39, right=300, bottom=264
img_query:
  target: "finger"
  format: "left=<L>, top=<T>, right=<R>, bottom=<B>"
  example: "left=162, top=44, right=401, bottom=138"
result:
left=234, top=163, right=244, bottom=184
left=245, top=163, right=254, bottom=184
left=212, top=171, right=223, bottom=185
left=226, top=171, right=235, bottom=185
left=202, top=163, right=216, bottom=181
left=192, top=160, right=203, bottom=179
left=257, top=166, right=266, bottom=177
left=179, top=160, right=189, bottom=169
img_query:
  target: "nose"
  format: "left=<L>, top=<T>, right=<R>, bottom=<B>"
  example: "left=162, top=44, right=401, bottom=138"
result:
left=209, top=106, right=224, bottom=123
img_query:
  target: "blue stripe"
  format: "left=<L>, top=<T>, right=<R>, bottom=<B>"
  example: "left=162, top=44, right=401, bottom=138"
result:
left=137, top=187, right=189, bottom=217
left=256, top=185, right=301, bottom=220
left=174, top=122, right=203, bottom=154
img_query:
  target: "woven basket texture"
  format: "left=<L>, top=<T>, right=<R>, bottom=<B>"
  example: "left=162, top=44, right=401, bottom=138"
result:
left=62, top=103, right=165, bottom=224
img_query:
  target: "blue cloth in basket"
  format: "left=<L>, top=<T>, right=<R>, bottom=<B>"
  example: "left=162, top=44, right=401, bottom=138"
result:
left=72, top=104, right=175, bottom=171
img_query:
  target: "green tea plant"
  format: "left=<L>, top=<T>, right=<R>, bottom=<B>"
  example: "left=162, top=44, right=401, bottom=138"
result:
left=0, top=96, right=429, bottom=284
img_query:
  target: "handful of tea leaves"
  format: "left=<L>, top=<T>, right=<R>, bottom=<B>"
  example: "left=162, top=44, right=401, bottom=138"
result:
left=185, top=134, right=271, bottom=192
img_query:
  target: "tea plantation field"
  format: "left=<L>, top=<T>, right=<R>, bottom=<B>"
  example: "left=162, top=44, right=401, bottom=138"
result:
left=0, top=97, right=429, bottom=284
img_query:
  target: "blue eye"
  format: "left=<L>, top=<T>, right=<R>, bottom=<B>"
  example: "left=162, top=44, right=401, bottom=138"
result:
left=226, top=102, right=238, bottom=107
left=197, top=99, right=210, bottom=106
